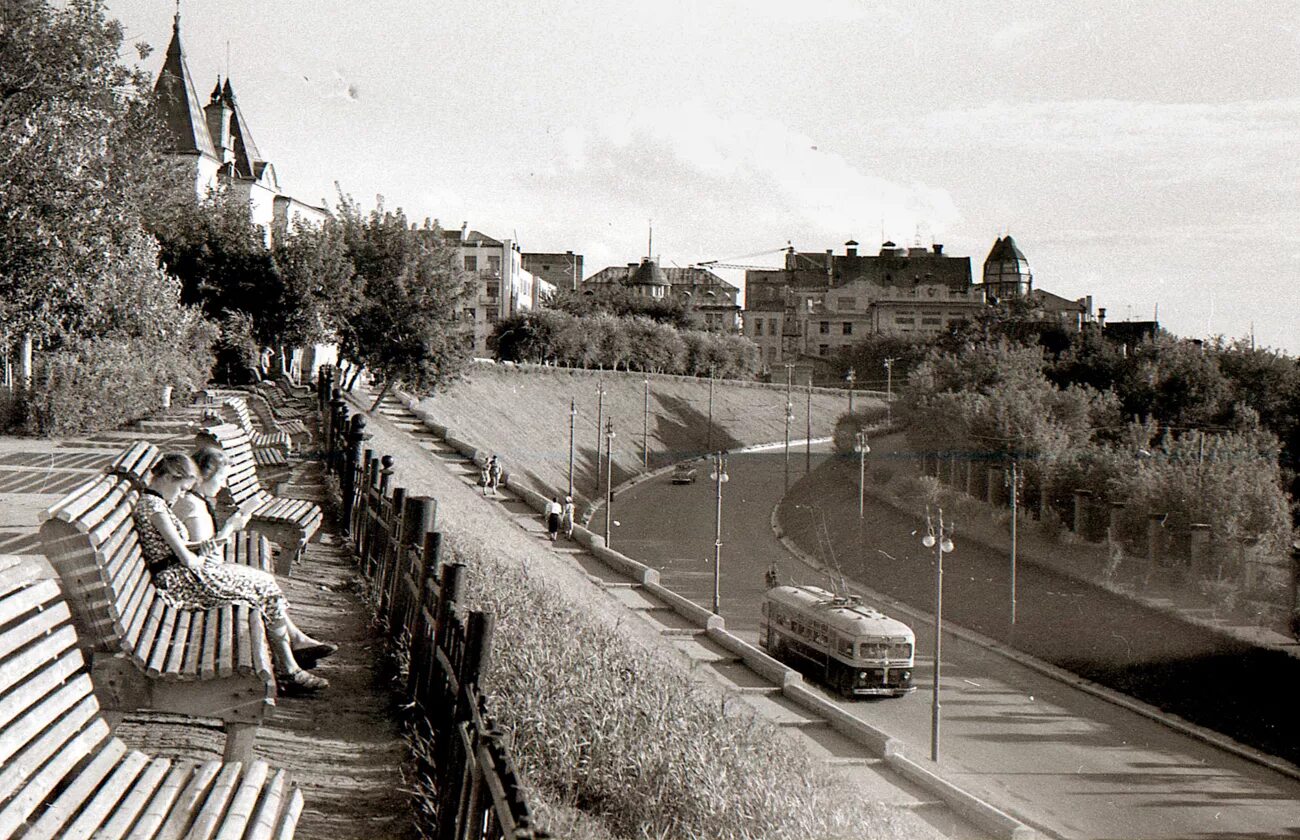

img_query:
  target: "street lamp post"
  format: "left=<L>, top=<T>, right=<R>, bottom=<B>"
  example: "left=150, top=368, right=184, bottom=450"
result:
left=1008, top=459, right=1019, bottom=625
left=883, top=358, right=896, bottom=426
left=604, top=419, right=615, bottom=546
left=595, top=381, right=606, bottom=498
left=567, top=398, right=576, bottom=500
left=710, top=451, right=729, bottom=614
left=922, top=507, right=955, bottom=762
left=643, top=376, right=650, bottom=470
left=805, top=377, right=812, bottom=474
left=783, top=399, right=793, bottom=492
left=854, top=430, right=869, bottom=519
left=707, top=367, right=716, bottom=452
left=846, top=367, right=856, bottom=416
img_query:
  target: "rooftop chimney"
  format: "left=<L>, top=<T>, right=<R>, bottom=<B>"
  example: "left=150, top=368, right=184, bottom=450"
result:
left=932, top=243, right=944, bottom=255
left=845, top=239, right=859, bottom=258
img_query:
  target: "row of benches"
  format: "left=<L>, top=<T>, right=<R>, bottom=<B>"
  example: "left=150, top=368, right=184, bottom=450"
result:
left=1, top=382, right=327, bottom=836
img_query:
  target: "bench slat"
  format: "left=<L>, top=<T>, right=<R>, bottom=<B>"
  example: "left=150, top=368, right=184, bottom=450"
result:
left=201, top=607, right=219, bottom=679
left=145, top=603, right=181, bottom=677
left=0, top=627, right=80, bottom=729
left=0, top=712, right=109, bottom=837
left=0, top=589, right=69, bottom=669
left=129, top=760, right=193, bottom=838
left=164, top=609, right=194, bottom=675
left=188, top=761, right=250, bottom=840
left=57, top=748, right=151, bottom=840
left=241, top=767, right=293, bottom=840
left=213, top=761, right=273, bottom=840
left=156, top=761, right=223, bottom=839
left=22, top=736, right=128, bottom=840
left=234, top=604, right=252, bottom=672
left=130, top=595, right=166, bottom=669
left=0, top=688, right=102, bottom=808
left=216, top=603, right=234, bottom=678
left=184, top=609, right=206, bottom=676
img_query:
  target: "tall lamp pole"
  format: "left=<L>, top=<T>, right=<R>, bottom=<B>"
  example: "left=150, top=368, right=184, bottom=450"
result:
left=642, top=376, right=650, bottom=470
left=846, top=367, right=856, bottom=416
left=604, top=419, right=615, bottom=546
left=595, top=381, right=606, bottom=498
left=854, top=430, right=869, bottom=519
left=567, top=398, right=576, bottom=499
left=805, top=377, right=812, bottom=474
left=883, top=358, right=896, bottom=426
left=710, top=451, right=729, bottom=615
left=783, top=364, right=794, bottom=491
left=706, top=367, right=715, bottom=452
left=1008, top=459, right=1019, bottom=625
left=922, top=507, right=955, bottom=762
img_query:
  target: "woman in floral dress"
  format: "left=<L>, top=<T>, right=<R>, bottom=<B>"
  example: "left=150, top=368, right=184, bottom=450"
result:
left=134, top=452, right=330, bottom=693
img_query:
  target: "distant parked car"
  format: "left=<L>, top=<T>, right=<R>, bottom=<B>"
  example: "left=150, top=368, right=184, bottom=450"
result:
left=671, top=463, right=697, bottom=484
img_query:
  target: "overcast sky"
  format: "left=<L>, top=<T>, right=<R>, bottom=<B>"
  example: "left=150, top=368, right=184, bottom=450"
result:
left=106, top=1, right=1300, bottom=354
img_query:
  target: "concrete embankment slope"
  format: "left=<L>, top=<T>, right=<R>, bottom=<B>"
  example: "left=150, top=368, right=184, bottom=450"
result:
left=365, top=382, right=1028, bottom=840
left=414, top=362, right=867, bottom=507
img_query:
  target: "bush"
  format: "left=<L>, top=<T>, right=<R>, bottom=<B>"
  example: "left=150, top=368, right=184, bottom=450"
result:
left=21, top=332, right=214, bottom=436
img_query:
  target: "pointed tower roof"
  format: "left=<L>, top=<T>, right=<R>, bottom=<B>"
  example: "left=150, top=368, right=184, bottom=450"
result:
left=153, top=14, right=218, bottom=160
left=630, top=257, right=670, bottom=287
left=221, top=79, right=267, bottom=181
left=985, top=235, right=1027, bottom=263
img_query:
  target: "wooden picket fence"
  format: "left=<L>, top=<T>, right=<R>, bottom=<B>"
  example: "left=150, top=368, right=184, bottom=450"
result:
left=318, top=366, right=546, bottom=839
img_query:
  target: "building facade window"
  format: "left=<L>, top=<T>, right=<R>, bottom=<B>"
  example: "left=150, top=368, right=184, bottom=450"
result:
left=754, top=319, right=763, bottom=336
left=464, top=255, right=478, bottom=271
left=921, top=317, right=942, bottom=326
left=837, top=297, right=854, bottom=310
left=819, top=321, right=830, bottom=334
left=487, top=255, right=501, bottom=273
left=895, top=316, right=914, bottom=325
left=842, top=322, right=852, bottom=335
left=486, top=283, right=499, bottom=299
left=819, top=344, right=829, bottom=356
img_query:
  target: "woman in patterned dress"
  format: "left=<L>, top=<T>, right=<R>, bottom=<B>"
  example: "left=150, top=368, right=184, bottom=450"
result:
left=134, top=452, right=329, bottom=693
left=173, top=447, right=337, bottom=668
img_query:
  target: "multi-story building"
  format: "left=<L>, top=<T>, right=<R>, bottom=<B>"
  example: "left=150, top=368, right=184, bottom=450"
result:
left=522, top=252, right=584, bottom=294
left=744, top=241, right=984, bottom=370
left=744, top=238, right=1095, bottom=373
left=153, top=14, right=327, bottom=235
left=582, top=258, right=742, bottom=332
left=443, top=227, right=557, bottom=356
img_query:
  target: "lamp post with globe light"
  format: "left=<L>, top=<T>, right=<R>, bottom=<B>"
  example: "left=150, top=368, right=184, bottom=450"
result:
left=604, top=419, right=615, bottom=546
left=710, top=451, right=729, bottom=615
left=845, top=367, right=856, bottom=415
left=922, top=507, right=955, bottom=762
left=854, top=430, right=869, bottom=519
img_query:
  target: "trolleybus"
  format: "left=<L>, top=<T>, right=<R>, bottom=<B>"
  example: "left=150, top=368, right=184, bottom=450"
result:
left=760, top=584, right=915, bottom=697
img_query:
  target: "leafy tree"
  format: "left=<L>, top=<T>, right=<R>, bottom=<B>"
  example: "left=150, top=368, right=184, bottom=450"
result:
left=1117, top=335, right=1232, bottom=431
left=550, top=284, right=697, bottom=330
left=270, top=216, right=359, bottom=353
left=334, top=195, right=473, bottom=407
left=835, top=333, right=931, bottom=393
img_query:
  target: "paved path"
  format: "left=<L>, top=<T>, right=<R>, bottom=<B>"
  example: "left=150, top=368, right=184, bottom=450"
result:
left=0, top=418, right=413, bottom=840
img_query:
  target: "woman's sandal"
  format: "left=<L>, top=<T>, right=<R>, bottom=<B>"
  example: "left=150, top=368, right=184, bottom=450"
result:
left=278, top=669, right=329, bottom=695
left=291, top=642, right=338, bottom=669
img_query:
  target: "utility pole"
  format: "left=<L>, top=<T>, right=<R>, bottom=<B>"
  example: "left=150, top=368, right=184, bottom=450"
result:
left=567, top=398, right=576, bottom=500
left=642, top=376, right=650, bottom=470
left=846, top=367, right=856, bottom=416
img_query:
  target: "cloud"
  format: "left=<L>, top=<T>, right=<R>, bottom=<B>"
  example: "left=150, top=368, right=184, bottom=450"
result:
left=534, top=105, right=959, bottom=259
left=301, top=69, right=360, bottom=103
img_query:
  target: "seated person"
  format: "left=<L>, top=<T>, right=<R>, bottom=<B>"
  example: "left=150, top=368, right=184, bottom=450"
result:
left=134, top=452, right=333, bottom=694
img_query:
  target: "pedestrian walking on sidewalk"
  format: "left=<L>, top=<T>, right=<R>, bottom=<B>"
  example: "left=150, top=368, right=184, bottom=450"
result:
left=545, top=496, right=562, bottom=541
left=561, top=495, right=575, bottom=540
left=487, top=455, right=502, bottom=496
left=479, top=461, right=491, bottom=495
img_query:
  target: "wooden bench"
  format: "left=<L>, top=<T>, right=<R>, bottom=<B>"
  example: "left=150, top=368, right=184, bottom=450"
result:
left=198, top=424, right=323, bottom=575
left=217, top=397, right=292, bottom=468
left=107, top=441, right=276, bottom=573
left=243, top=390, right=311, bottom=448
left=253, top=382, right=310, bottom=421
left=38, top=473, right=277, bottom=762
left=0, top=555, right=303, bottom=839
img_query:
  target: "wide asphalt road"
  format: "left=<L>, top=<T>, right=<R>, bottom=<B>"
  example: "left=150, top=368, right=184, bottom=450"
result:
left=603, top=447, right=1300, bottom=840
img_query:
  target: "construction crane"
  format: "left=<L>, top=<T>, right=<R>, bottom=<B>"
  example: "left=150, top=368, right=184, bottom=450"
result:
left=694, top=244, right=829, bottom=272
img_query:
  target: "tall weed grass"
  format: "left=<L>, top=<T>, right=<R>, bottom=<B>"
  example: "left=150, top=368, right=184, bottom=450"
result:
left=442, top=530, right=940, bottom=840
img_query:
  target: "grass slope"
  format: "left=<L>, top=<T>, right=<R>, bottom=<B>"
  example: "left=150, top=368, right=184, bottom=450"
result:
left=417, top=364, right=872, bottom=509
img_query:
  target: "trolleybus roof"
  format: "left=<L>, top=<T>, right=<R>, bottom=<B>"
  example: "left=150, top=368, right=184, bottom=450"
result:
left=767, top=584, right=913, bottom=639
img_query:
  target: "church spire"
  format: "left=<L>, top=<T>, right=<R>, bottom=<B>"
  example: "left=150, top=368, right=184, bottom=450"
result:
left=154, top=9, right=218, bottom=161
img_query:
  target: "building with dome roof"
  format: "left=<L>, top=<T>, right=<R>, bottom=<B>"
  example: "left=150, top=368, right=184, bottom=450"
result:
left=981, top=235, right=1033, bottom=302
left=581, top=258, right=740, bottom=332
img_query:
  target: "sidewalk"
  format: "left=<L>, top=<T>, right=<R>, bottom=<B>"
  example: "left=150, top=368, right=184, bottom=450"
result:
left=0, top=418, right=414, bottom=840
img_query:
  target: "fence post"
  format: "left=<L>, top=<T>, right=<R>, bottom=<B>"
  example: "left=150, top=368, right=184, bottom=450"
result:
left=1072, top=489, right=1092, bottom=537
left=341, top=414, right=367, bottom=537
left=328, top=388, right=346, bottom=474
